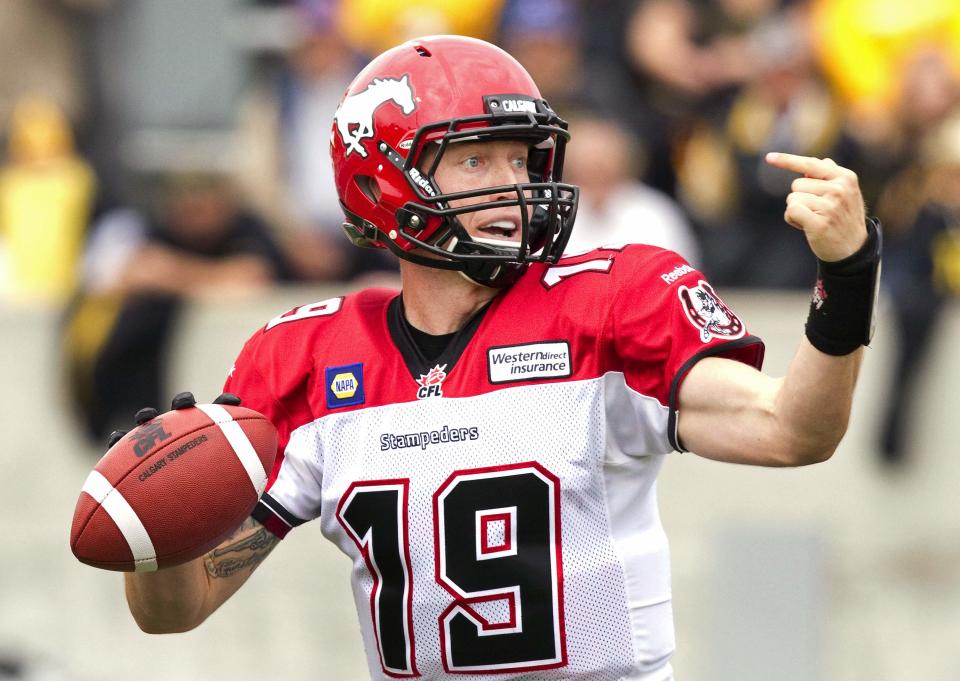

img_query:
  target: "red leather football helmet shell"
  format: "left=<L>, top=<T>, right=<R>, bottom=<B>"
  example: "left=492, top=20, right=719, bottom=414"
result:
left=330, top=35, right=579, bottom=287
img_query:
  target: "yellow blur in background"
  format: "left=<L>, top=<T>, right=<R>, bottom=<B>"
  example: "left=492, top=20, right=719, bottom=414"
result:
left=335, top=0, right=505, bottom=55
left=0, top=96, right=95, bottom=305
left=812, top=0, right=960, bottom=113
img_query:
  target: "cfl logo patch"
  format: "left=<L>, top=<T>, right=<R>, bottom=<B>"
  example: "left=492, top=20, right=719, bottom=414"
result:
left=418, top=384, right=442, bottom=399
left=416, top=364, right=447, bottom=399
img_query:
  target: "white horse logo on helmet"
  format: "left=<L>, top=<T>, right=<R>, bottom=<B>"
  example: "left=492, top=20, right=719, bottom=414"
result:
left=335, top=75, right=416, bottom=157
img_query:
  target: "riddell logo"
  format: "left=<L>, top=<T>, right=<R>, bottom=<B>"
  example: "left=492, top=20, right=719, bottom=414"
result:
left=408, top=167, right=436, bottom=197
left=417, top=364, right=447, bottom=399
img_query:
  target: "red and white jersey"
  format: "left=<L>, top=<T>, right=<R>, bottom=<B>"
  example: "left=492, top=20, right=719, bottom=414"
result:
left=224, top=246, right=764, bottom=681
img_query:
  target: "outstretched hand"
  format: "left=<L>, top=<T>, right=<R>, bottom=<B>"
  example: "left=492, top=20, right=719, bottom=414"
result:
left=765, top=153, right=867, bottom=262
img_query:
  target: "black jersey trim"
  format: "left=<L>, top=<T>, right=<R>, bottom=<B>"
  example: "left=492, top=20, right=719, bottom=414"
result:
left=667, top=335, right=765, bottom=452
left=256, top=492, right=306, bottom=528
left=252, top=501, right=294, bottom=539
left=387, top=294, right=493, bottom=381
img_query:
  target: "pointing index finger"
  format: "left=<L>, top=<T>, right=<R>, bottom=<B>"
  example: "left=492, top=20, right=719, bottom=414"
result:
left=765, top=152, right=839, bottom=179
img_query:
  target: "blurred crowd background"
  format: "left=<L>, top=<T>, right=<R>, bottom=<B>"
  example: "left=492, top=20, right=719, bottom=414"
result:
left=2, top=0, right=959, bottom=465
left=1, top=0, right=960, bottom=678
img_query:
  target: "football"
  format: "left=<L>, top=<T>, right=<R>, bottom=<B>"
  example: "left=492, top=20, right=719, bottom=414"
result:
left=70, top=402, right=278, bottom=572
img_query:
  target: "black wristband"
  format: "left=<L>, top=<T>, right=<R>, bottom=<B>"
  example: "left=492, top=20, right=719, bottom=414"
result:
left=804, top=217, right=882, bottom=356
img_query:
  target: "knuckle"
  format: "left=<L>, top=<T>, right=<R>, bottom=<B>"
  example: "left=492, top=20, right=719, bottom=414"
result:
left=134, top=407, right=159, bottom=425
left=107, top=430, right=127, bottom=449
left=171, top=391, right=197, bottom=410
left=213, top=392, right=242, bottom=406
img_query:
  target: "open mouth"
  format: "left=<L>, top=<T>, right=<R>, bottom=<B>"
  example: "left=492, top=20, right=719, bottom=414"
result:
left=477, top=219, right=520, bottom=242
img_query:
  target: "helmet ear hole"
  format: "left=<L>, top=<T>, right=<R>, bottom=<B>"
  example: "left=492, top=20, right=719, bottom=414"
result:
left=354, top=175, right=382, bottom=204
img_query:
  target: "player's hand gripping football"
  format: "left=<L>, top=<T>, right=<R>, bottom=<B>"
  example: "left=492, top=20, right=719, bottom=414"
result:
left=72, top=390, right=277, bottom=572
left=106, top=391, right=242, bottom=449
left=765, top=153, right=867, bottom=262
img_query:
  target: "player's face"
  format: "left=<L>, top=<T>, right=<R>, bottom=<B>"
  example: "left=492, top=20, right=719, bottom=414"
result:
left=432, top=139, right=532, bottom=244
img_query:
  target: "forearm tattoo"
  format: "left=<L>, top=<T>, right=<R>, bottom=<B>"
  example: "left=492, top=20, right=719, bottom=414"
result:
left=204, top=517, right=279, bottom=579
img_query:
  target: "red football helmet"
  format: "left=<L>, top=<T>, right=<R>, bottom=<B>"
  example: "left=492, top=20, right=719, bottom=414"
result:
left=330, top=35, right=579, bottom=287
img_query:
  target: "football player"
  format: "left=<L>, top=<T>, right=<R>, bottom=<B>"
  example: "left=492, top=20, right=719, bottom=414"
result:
left=122, top=35, right=880, bottom=680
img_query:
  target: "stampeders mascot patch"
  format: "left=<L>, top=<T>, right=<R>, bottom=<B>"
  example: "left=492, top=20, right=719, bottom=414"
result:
left=678, top=280, right=745, bottom=343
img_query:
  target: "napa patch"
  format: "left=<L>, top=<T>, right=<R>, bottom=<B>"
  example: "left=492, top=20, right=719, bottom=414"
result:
left=326, top=363, right=365, bottom=409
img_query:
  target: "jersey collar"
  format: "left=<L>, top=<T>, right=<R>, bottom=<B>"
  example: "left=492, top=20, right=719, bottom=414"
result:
left=387, top=294, right=492, bottom=383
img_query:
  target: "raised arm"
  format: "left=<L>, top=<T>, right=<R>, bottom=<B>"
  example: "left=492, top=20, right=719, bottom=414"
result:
left=124, top=517, right=279, bottom=633
left=677, top=154, right=879, bottom=466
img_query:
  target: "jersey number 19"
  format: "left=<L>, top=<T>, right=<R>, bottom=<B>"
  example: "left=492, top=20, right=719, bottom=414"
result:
left=337, top=462, right=567, bottom=676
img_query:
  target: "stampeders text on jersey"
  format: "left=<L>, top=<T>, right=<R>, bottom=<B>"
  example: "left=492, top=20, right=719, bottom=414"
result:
left=380, top=425, right=480, bottom=451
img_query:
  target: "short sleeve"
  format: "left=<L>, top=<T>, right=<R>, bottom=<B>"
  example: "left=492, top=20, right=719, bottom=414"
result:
left=223, top=329, right=320, bottom=538
left=606, top=247, right=764, bottom=452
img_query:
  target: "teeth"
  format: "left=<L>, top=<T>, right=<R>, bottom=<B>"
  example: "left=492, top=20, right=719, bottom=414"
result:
left=482, top=220, right=517, bottom=234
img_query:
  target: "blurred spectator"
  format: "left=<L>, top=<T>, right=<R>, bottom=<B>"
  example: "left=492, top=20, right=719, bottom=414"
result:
left=0, top=0, right=115, bottom=196
left=563, top=115, right=701, bottom=264
left=874, top=112, right=960, bottom=466
left=837, top=46, right=960, bottom=466
left=238, top=0, right=353, bottom=233
left=0, top=0, right=109, bottom=130
left=496, top=0, right=584, bottom=117
left=627, top=0, right=791, bottom=102
left=0, top=96, right=96, bottom=305
left=615, top=0, right=808, bottom=194
left=61, top=172, right=294, bottom=444
left=237, top=0, right=397, bottom=282
left=672, top=5, right=854, bottom=287
left=855, top=48, right=960, bottom=206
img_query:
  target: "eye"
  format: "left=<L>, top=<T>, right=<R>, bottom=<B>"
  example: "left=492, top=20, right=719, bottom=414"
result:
left=511, top=156, right=527, bottom=170
left=463, top=156, right=480, bottom=169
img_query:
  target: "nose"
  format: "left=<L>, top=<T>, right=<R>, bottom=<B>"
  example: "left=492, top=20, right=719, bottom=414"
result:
left=500, top=159, right=527, bottom=185
left=488, top=160, right=526, bottom=201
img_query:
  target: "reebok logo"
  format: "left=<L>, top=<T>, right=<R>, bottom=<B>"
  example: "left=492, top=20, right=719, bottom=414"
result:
left=661, top=264, right=695, bottom=285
